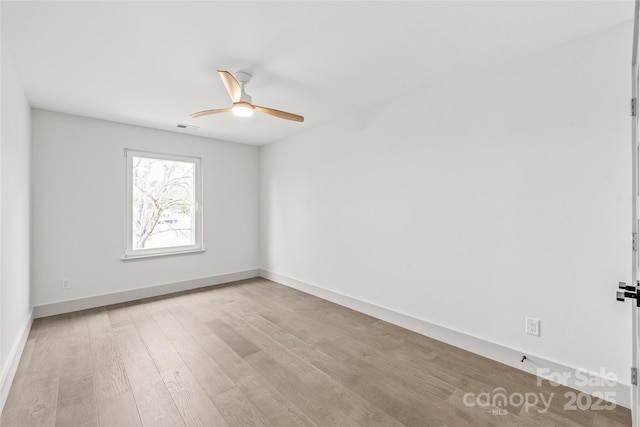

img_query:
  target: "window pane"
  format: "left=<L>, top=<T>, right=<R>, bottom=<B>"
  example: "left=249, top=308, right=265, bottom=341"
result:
left=132, top=156, right=195, bottom=250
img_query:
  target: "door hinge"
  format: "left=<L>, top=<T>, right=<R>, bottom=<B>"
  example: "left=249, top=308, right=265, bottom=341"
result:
left=632, top=98, right=637, bottom=116
left=632, top=367, right=637, bottom=386
left=633, top=232, right=637, bottom=251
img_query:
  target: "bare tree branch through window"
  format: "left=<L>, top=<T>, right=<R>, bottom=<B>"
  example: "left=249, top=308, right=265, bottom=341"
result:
left=132, top=156, right=195, bottom=249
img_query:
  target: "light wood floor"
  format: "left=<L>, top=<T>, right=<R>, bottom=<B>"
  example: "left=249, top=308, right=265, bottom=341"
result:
left=1, top=278, right=631, bottom=426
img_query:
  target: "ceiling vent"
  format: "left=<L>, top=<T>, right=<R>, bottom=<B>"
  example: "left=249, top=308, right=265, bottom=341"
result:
left=176, top=123, right=199, bottom=130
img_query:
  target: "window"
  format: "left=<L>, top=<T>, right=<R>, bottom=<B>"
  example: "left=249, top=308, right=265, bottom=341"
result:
left=124, top=150, right=202, bottom=259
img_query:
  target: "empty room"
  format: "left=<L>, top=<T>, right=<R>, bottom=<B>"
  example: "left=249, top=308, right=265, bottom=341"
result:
left=1, top=1, right=639, bottom=426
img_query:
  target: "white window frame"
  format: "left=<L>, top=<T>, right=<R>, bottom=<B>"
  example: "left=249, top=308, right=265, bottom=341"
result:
left=123, top=149, right=203, bottom=260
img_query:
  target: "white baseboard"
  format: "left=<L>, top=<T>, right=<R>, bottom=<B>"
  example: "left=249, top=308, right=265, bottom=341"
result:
left=34, top=269, right=260, bottom=318
left=0, top=310, right=34, bottom=412
left=259, top=269, right=631, bottom=409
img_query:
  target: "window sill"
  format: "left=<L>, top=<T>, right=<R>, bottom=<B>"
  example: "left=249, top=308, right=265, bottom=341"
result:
left=121, top=248, right=205, bottom=261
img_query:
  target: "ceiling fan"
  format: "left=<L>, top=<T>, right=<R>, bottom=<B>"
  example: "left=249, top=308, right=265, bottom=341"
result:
left=190, top=71, right=304, bottom=122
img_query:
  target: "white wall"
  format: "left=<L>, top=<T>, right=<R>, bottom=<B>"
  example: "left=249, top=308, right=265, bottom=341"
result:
left=1, top=39, right=32, bottom=403
left=261, top=22, right=632, bottom=388
left=31, top=110, right=259, bottom=309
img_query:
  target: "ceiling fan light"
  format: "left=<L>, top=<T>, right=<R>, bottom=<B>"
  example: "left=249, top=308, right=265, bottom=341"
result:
left=232, top=102, right=254, bottom=117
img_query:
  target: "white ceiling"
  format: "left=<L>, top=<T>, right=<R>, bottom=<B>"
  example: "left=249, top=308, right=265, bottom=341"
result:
left=1, top=1, right=634, bottom=146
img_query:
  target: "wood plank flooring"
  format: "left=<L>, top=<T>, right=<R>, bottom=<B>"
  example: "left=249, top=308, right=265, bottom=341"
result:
left=1, top=278, right=632, bottom=426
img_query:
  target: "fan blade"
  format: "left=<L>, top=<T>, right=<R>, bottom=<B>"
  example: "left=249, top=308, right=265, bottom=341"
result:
left=190, top=108, right=232, bottom=118
left=254, top=105, right=304, bottom=122
left=218, top=70, right=241, bottom=102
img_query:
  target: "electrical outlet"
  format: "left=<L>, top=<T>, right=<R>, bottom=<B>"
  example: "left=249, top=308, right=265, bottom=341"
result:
left=62, top=278, right=71, bottom=290
left=526, top=317, right=540, bottom=336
